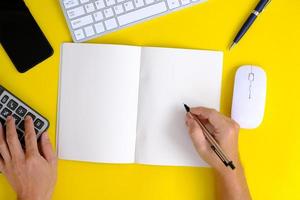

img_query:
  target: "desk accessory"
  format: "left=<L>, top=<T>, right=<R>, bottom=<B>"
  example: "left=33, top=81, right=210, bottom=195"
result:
left=0, top=0, right=53, bottom=73
left=57, top=43, right=223, bottom=167
left=230, top=0, right=271, bottom=49
left=184, top=104, right=235, bottom=170
left=60, top=0, right=207, bottom=42
left=231, top=65, right=267, bottom=129
left=0, top=85, right=49, bottom=147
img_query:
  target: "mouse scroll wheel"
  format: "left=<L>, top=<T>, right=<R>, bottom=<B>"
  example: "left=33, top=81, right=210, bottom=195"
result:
left=248, top=73, right=255, bottom=81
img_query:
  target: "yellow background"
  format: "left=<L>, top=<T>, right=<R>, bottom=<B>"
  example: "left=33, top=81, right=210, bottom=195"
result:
left=0, top=0, right=300, bottom=199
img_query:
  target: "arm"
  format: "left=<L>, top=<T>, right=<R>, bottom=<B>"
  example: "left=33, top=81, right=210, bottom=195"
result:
left=0, top=116, right=57, bottom=200
left=185, top=107, right=251, bottom=200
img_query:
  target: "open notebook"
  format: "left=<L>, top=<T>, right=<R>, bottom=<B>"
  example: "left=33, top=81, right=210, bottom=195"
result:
left=57, top=43, right=223, bottom=167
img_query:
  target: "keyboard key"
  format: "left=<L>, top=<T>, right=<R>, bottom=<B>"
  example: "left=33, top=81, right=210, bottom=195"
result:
left=85, top=3, right=96, bottom=13
left=94, top=22, right=105, bottom=33
left=74, top=29, right=85, bottom=40
left=180, top=0, right=190, bottom=5
left=95, top=0, right=105, bottom=9
left=106, top=0, right=116, bottom=6
left=26, top=112, right=36, bottom=121
left=0, top=104, right=2, bottom=110
left=71, top=15, right=94, bottom=29
left=104, top=18, right=118, bottom=30
left=104, top=8, right=114, bottom=18
left=167, top=0, right=180, bottom=9
left=34, top=119, right=45, bottom=130
left=124, top=1, right=134, bottom=11
left=114, top=5, right=124, bottom=15
left=16, top=129, right=24, bottom=141
left=63, top=0, right=79, bottom=9
left=67, top=6, right=86, bottom=19
left=16, top=106, right=27, bottom=117
left=84, top=26, right=95, bottom=37
left=93, top=11, right=104, bottom=21
left=80, top=0, right=90, bottom=3
left=1, top=108, right=12, bottom=118
left=12, top=114, right=21, bottom=125
left=0, top=117, right=5, bottom=126
left=145, top=0, right=154, bottom=5
left=134, top=0, right=145, bottom=8
left=19, top=121, right=25, bottom=131
left=1, top=95, right=9, bottom=104
left=7, top=99, right=18, bottom=111
left=117, top=0, right=126, bottom=3
left=118, top=2, right=167, bottom=26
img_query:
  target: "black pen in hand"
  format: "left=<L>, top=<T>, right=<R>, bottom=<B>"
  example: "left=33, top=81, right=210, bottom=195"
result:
left=184, top=104, right=235, bottom=170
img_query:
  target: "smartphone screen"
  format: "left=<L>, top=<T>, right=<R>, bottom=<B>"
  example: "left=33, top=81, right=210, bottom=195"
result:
left=0, top=0, right=53, bottom=73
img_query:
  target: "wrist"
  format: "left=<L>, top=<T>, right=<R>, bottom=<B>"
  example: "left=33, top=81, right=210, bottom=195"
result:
left=17, top=194, right=51, bottom=200
left=213, top=159, right=243, bottom=177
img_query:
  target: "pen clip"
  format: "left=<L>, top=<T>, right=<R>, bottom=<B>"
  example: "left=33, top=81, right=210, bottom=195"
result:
left=262, top=0, right=271, bottom=13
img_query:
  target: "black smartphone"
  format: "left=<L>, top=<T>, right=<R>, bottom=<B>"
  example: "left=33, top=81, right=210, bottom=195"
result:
left=0, top=0, right=53, bottom=73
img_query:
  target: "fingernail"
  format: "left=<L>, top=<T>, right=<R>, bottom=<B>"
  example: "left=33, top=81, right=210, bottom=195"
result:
left=43, top=132, right=49, bottom=140
left=6, top=115, right=13, bottom=122
left=25, top=115, right=31, bottom=121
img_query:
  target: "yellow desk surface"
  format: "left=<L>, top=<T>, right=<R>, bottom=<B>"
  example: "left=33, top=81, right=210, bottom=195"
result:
left=0, top=0, right=300, bottom=199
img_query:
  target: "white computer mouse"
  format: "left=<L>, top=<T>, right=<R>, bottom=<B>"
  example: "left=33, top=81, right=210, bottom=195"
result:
left=231, top=65, right=267, bottom=129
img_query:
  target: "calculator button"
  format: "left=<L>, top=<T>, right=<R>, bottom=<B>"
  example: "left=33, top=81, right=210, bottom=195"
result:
left=26, top=112, right=36, bottom=121
left=7, top=99, right=18, bottom=111
left=34, top=119, right=45, bottom=130
left=19, top=121, right=25, bottom=131
left=1, top=95, right=9, bottom=104
left=17, top=130, right=25, bottom=147
left=17, top=129, right=24, bottom=140
left=0, top=117, right=5, bottom=125
left=1, top=108, right=12, bottom=118
left=12, top=114, right=21, bottom=125
left=16, top=106, right=27, bottom=117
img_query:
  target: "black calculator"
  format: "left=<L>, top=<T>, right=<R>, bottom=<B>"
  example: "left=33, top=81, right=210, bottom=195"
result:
left=0, top=85, right=49, bottom=145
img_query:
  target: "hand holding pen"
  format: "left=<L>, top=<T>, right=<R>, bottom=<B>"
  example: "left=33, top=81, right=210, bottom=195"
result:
left=184, top=105, right=240, bottom=171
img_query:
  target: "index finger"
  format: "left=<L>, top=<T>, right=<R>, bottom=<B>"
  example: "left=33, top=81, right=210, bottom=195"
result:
left=6, top=116, right=24, bottom=160
left=24, top=116, right=39, bottom=156
left=190, top=107, right=227, bottom=129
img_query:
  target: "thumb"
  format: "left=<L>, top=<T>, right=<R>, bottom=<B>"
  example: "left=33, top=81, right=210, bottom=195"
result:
left=40, top=132, right=57, bottom=165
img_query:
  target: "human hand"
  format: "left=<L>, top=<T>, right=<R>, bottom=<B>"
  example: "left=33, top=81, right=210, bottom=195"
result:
left=0, top=116, right=57, bottom=200
left=185, top=107, right=240, bottom=172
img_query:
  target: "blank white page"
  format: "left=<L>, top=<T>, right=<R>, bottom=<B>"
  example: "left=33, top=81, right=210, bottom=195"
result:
left=135, top=47, right=223, bottom=167
left=57, top=43, right=141, bottom=163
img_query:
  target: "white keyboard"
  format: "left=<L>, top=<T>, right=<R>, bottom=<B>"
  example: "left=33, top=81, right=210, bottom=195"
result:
left=60, top=0, right=206, bottom=42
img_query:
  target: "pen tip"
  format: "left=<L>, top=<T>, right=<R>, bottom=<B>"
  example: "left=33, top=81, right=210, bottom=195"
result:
left=229, top=42, right=236, bottom=50
left=183, top=104, right=190, bottom=112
